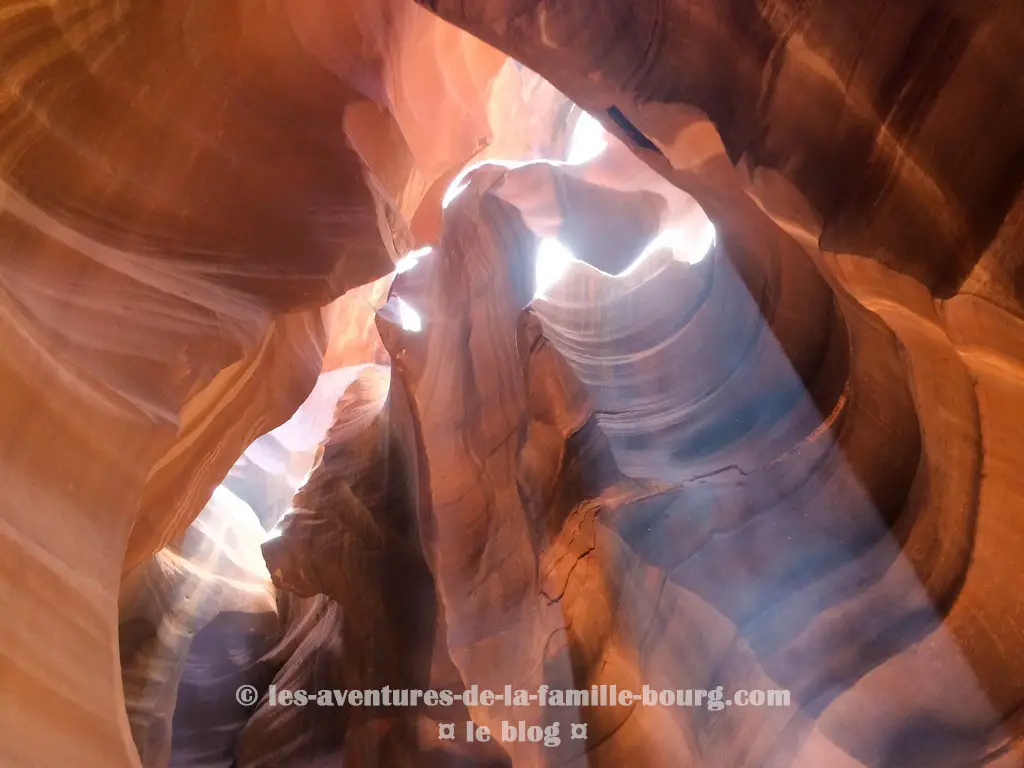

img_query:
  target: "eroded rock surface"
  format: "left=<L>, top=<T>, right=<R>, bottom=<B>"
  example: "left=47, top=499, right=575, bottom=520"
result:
left=245, top=142, right=1024, bottom=765
left=1, top=1, right=1022, bottom=767
left=418, top=0, right=1024, bottom=303
left=0, top=2, right=551, bottom=764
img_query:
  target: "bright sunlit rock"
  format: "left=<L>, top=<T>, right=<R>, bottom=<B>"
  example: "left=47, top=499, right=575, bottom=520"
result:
left=566, top=111, right=608, bottom=165
left=441, top=109, right=606, bottom=210
left=395, top=246, right=433, bottom=274
left=397, top=297, right=423, bottom=332
left=442, top=171, right=475, bottom=209
left=619, top=220, right=717, bottom=277
left=442, top=159, right=535, bottom=209
left=535, top=238, right=577, bottom=298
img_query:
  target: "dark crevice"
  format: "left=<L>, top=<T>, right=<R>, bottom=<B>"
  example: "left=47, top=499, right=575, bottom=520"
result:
left=605, top=106, right=662, bottom=153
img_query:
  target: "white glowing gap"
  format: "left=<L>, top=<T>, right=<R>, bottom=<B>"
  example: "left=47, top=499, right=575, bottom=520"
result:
left=566, top=111, right=608, bottom=165
left=620, top=221, right=717, bottom=277
left=535, top=238, right=577, bottom=298
left=690, top=219, right=717, bottom=264
left=397, top=298, right=423, bottom=332
left=395, top=246, right=433, bottom=274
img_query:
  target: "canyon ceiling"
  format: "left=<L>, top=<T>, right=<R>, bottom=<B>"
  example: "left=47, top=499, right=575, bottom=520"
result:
left=0, top=1, right=1022, bottom=767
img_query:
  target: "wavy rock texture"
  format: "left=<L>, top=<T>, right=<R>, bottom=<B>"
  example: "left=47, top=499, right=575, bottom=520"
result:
left=119, top=351, right=386, bottom=767
left=1, top=1, right=1022, bottom=767
left=119, top=487, right=278, bottom=768
left=371, top=158, right=1013, bottom=766
left=418, top=0, right=1024, bottom=304
left=0, top=0, right=397, bottom=756
left=0, top=1, right=565, bottom=765
left=248, top=365, right=510, bottom=767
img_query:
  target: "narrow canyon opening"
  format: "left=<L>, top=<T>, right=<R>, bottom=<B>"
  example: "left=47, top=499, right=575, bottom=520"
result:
left=3, top=2, right=1022, bottom=768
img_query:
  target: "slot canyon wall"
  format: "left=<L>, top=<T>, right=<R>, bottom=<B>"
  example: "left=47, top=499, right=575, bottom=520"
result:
left=0, top=1, right=1022, bottom=767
